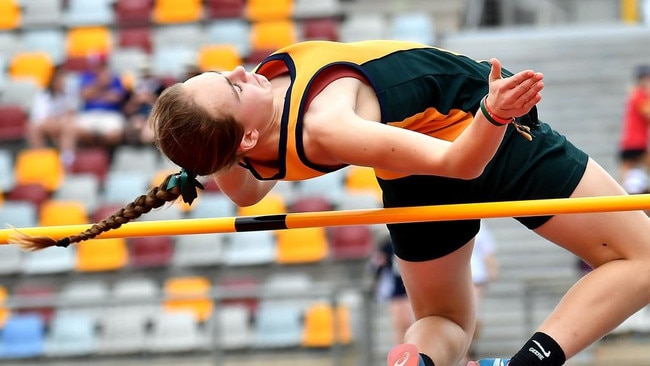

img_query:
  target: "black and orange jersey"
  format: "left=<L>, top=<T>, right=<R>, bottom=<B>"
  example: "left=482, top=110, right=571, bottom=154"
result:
left=245, top=40, right=515, bottom=181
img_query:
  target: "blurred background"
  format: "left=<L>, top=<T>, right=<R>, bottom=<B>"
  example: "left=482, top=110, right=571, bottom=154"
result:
left=0, top=0, right=649, bottom=365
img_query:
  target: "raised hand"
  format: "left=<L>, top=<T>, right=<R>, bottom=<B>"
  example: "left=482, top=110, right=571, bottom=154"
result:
left=486, top=58, right=544, bottom=120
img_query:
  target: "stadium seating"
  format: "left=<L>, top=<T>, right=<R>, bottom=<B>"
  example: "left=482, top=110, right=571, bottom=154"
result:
left=14, top=148, right=64, bottom=192
left=147, top=311, right=208, bottom=352
left=0, top=245, right=23, bottom=275
left=222, top=231, right=277, bottom=266
left=22, top=246, right=76, bottom=275
left=275, top=227, right=329, bottom=264
left=0, top=314, right=45, bottom=359
left=128, top=236, right=174, bottom=269
left=12, top=283, right=57, bottom=324
left=302, top=17, right=341, bottom=41
left=114, top=0, right=153, bottom=27
left=162, top=276, right=213, bottom=323
left=75, top=238, right=129, bottom=273
left=0, top=104, right=28, bottom=144
left=172, top=233, right=225, bottom=268
left=8, top=51, right=54, bottom=88
left=110, top=276, right=161, bottom=319
left=204, top=0, right=245, bottom=19
left=0, top=286, right=9, bottom=328
left=245, top=0, right=293, bottom=22
left=152, top=0, right=203, bottom=25
left=39, top=199, right=88, bottom=227
left=69, top=147, right=110, bottom=185
left=293, top=0, right=342, bottom=19
left=64, top=0, right=115, bottom=27
left=198, top=44, right=242, bottom=72
left=0, top=149, right=16, bottom=192
left=213, top=304, right=253, bottom=349
left=0, top=79, right=39, bottom=111
left=253, top=301, right=303, bottom=348
left=57, top=280, right=110, bottom=321
left=328, top=225, right=374, bottom=260
left=0, top=0, right=21, bottom=31
left=20, top=0, right=63, bottom=29
left=116, top=26, right=153, bottom=54
left=97, top=310, right=148, bottom=355
left=0, top=200, right=38, bottom=228
left=249, top=19, right=298, bottom=55
left=53, top=174, right=101, bottom=214
left=21, top=29, right=67, bottom=65
left=44, top=312, right=97, bottom=357
left=204, top=19, right=252, bottom=58
left=65, top=26, right=113, bottom=59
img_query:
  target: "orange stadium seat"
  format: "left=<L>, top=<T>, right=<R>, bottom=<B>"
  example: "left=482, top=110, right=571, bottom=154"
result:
left=0, top=286, right=9, bottom=328
left=250, top=19, right=298, bottom=52
left=0, top=0, right=21, bottom=30
left=198, top=44, right=242, bottom=72
left=344, top=165, right=382, bottom=201
left=76, top=237, right=129, bottom=272
left=163, top=276, right=213, bottom=323
left=245, top=0, right=293, bottom=21
left=8, top=52, right=55, bottom=88
left=237, top=192, right=286, bottom=216
left=14, top=148, right=64, bottom=192
left=38, top=199, right=88, bottom=226
left=301, top=302, right=352, bottom=347
left=275, top=227, right=329, bottom=264
left=152, top=0, right=203, bottom=24
left=65, top=26, right=112, bottom=59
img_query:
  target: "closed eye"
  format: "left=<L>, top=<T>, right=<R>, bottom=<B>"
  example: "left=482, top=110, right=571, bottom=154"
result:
left=233, top=83, right=243, bottom=92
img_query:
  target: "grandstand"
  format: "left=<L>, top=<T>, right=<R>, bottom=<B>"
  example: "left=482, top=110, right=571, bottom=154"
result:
left=1, top=0, right=650, bottom=365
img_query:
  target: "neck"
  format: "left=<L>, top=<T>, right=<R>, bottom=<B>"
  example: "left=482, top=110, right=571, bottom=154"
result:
left=244, top=93, right=284, bottom=161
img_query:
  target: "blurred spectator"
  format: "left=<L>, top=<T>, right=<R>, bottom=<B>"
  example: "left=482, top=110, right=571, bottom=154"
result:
left=371, top=236, right=413, bottom=345
left=122, top=62, right=163, bottom=146
left=467, top=224, right=499, bottom=361
left=26, top=65, right=79, bottom=169
left=618, top=64, right=650, bottom=186
left=75, top=54, right=128, bottom=148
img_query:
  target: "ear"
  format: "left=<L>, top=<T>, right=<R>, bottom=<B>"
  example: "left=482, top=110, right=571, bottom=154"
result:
left=237, top=129, right=259, bottom=153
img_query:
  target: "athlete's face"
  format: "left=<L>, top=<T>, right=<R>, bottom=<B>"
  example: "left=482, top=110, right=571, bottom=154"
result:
left=183, top=66, right=274, bottom=128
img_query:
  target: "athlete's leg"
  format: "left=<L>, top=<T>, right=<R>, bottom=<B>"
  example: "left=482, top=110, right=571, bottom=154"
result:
left=393, top=240, right=476, bottom=366
left=532, top=157, right=650, bottom=358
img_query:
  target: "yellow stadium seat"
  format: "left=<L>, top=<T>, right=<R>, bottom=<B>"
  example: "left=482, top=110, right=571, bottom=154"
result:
left=76, top=237, right=129, bottom=272
left=14, top=148, right=64, bottom=192
left=0, top=0, right=21, bottom=30
left=39, top=200, right=88, bottom=226
left=250, top=20, right=297, bottom=52
left=65, top=26, right=112, bottom=59
left=198, top=44, right=242, bottom=72
left=152, top=0, right=202, bottom=24
left=9, top=51, right=55, bottom=88
left=275, top=227, right=328, bottom=264
left=0, top=285, right=9, bottom=328
left=344, top=166, right=382, bottom=200
left=163, top=276, right=213, bottom=322
left=237, top=192, right=286, bottom=216
left=301, top=302, right=352, bottom=347
left=245, top=0, right=293, bottom=21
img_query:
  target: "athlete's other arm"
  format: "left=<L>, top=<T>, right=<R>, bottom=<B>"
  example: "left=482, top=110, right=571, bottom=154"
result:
left=212, top=164, right=277, bottom=207
left=313, top=59, right=544, bottom=179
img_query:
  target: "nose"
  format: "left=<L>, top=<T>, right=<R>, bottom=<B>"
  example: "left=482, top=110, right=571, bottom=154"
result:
left=230, top=65, right=247, bottom=81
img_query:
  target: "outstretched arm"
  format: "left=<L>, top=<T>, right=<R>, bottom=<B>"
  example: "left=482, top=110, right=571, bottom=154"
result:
left=316, top=58, right=544, bottom=179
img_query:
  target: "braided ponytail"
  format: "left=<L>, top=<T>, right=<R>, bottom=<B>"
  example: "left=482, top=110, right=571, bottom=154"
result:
left=11, top=174, right=182, bottom=251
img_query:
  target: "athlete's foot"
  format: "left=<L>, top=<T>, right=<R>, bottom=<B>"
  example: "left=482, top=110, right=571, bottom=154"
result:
left=467, top=358, right=510, bottom=366
left=387, top=343, right=422, bottom=366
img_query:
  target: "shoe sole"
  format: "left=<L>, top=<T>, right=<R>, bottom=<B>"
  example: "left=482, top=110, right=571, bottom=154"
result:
left=387, top=343, right=420, bottom=366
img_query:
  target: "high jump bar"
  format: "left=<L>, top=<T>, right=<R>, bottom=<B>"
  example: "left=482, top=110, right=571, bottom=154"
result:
left=1, top=194, right=650, bottom=244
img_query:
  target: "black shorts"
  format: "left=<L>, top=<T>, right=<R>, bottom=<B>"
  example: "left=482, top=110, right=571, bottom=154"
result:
left=377, top=121, right=589, bottom=262
left=619, top=148, right=646, bottom=162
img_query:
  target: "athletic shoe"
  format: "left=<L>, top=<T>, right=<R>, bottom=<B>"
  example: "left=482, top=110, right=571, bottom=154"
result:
left=387, top=343, right=422, bottom=366
left=468, top=358, right=510, bottom=366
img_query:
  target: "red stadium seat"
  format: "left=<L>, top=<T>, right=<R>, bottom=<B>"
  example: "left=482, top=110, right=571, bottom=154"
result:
left=205, top=0, right=245, bottom=19
left=115, top=0, right=153, bottom=27
left=0, top=104, right=28, bottom=143
left=6, top=183, right=50, bottom=211
left=328, top=225, right=374, bottom=260
left=117, top=26, right=152, bottom=54
left=128, top=236, right=174, bottom=269
left=302, top=18, right=340, bottom=41
left=69, top=148, right=110, bottom=185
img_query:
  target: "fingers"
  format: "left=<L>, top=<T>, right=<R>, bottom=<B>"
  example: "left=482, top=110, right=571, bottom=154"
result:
left=489, top=58, right=502, bottom=83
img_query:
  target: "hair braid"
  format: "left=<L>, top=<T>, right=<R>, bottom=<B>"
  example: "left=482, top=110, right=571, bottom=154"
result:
left=11, top=174, right=182, bottom=251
